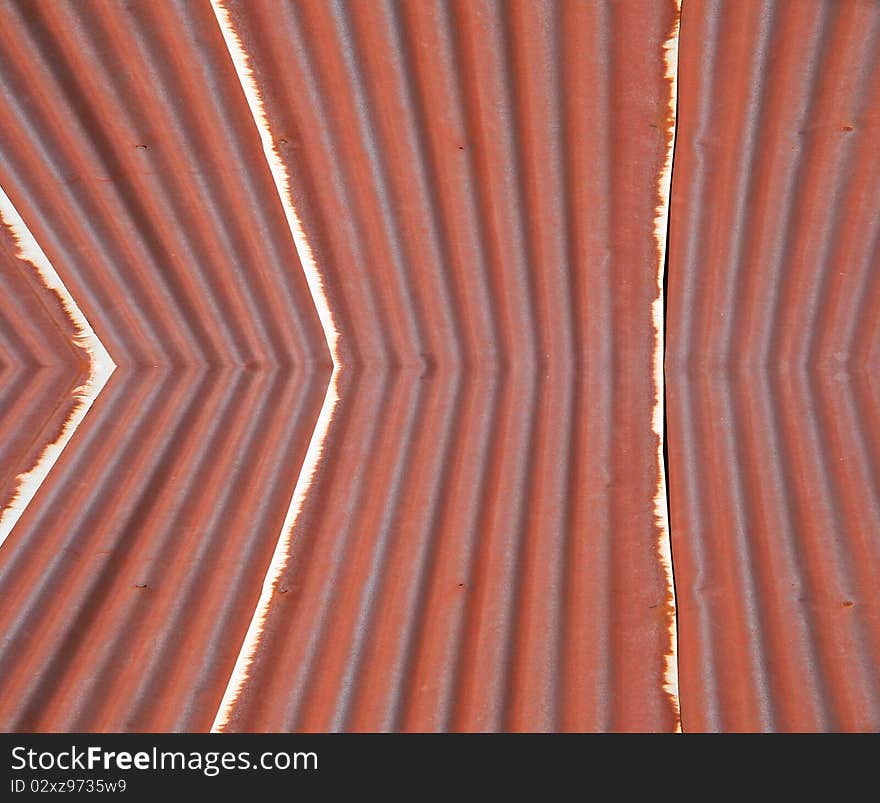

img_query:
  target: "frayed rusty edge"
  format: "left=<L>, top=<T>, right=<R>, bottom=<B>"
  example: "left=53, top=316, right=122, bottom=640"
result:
left=653, top=1, right=681, bottom=731
left=209, top=0, right=341, bottom=733
left=0, top=185, right=115, bottom=549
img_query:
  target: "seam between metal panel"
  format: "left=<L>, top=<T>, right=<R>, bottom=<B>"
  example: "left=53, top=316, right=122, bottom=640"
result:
left=0, top=185, right=115, bottom=548
left=208, top=0, right=340, bottom=733
left=655, top=1, right=682, bottom=732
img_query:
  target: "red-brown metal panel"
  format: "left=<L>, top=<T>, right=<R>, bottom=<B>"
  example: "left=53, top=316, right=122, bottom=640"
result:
left=4, top=0, right=879, bottom=734
left=667, top=0, right=880, bottom=731
left=0, top=0, right=692, bottom=733
left=0, top=0, right=329, bottom=731
left=216, top=0, right=679, bottom=732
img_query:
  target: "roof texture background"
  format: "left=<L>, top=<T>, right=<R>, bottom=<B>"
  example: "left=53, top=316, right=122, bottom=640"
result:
left=0, top=0, right=877, bottom=732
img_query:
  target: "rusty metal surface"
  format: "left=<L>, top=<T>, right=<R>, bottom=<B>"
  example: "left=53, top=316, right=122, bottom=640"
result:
left=0, top=0, right=329, bottom=730
left=667, top=0, right=880, bottom=731
left=16, top=0, right=880, bottom=734
left=214, top=0, right=679, bottom=732
left=0, top=0, right=681, bottom=732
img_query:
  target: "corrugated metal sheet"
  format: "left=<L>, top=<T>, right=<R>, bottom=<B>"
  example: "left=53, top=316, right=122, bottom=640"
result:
left=9, top=0, right=880, bottom=734
left=0, top=0, right=330, bottom=730
left=667, top=0, right=880, bottom=731
left=211, top=0, right=679, bottom=733
left=0, top=0, right=680, bottom=732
